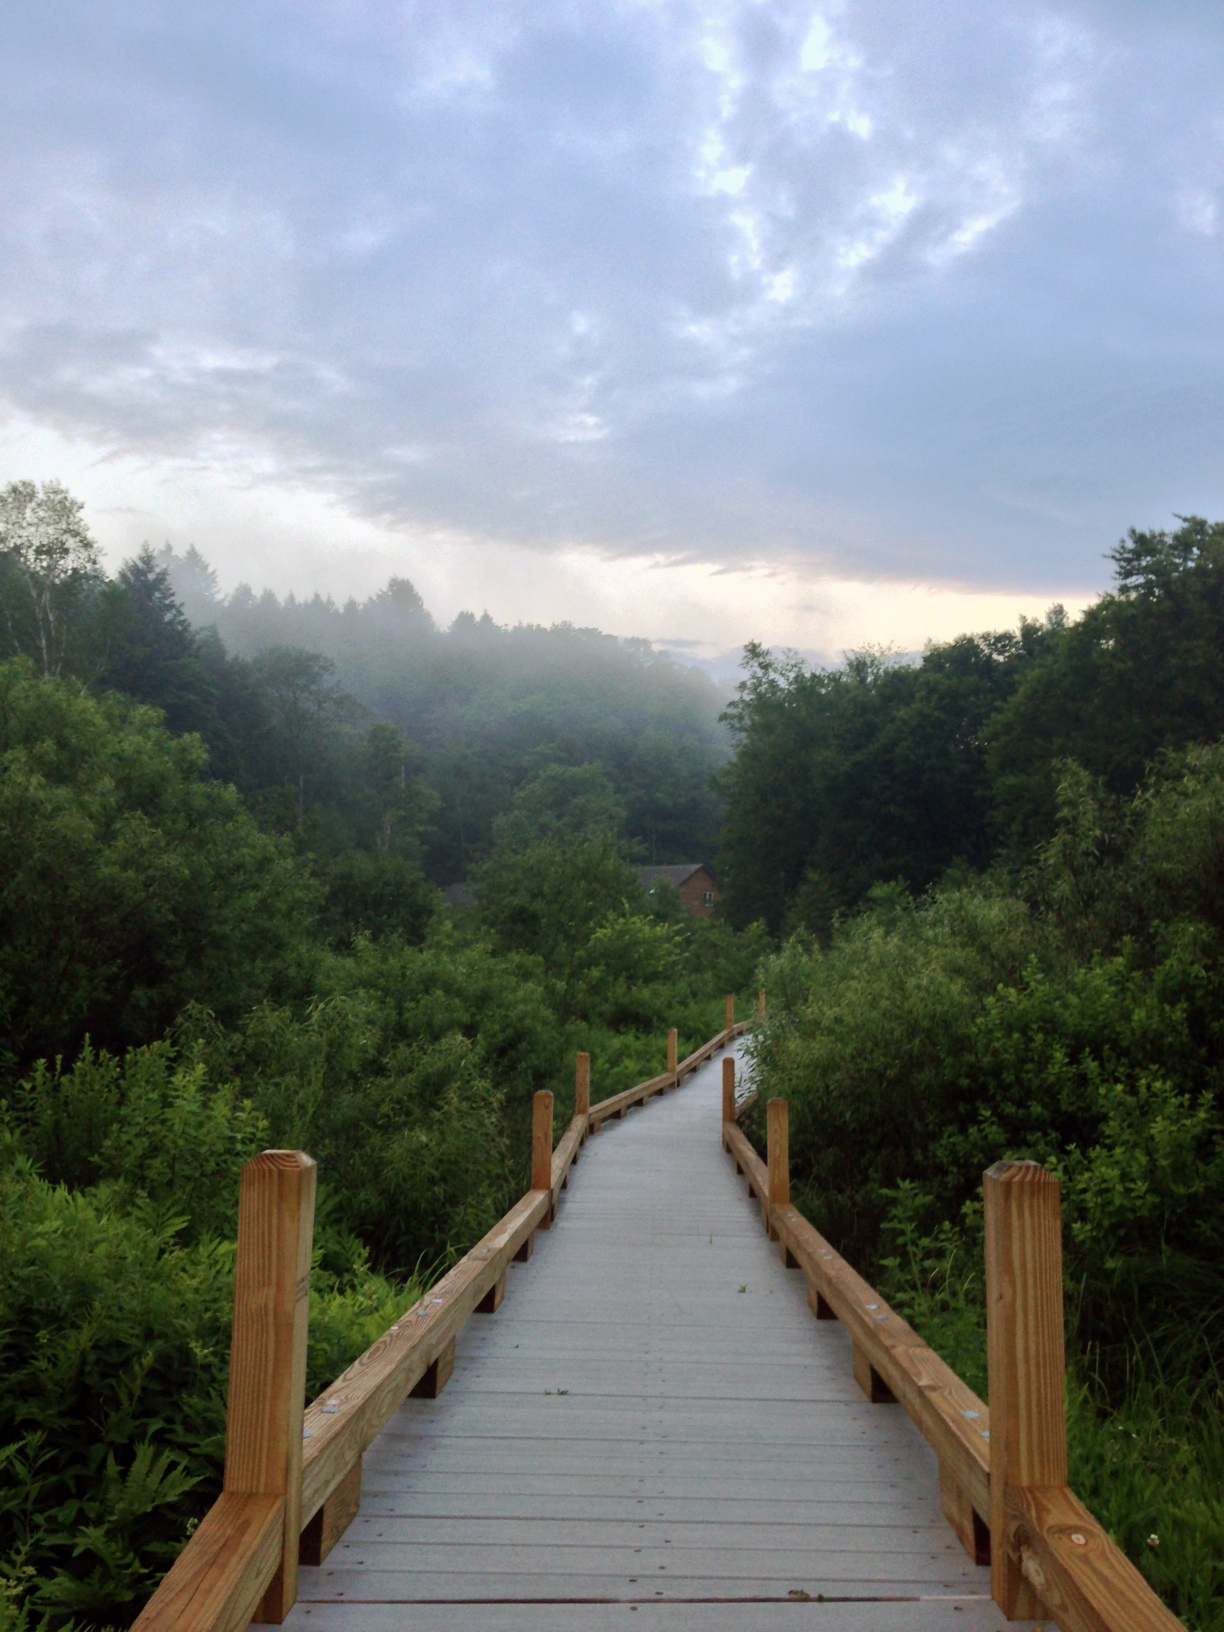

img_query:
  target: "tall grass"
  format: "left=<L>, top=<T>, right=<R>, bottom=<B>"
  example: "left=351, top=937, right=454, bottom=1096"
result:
left=872, top=1207, right=1224, bottom=1629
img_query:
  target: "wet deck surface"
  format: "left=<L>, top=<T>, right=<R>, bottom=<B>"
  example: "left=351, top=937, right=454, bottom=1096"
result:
left=288, top=1044, right=1032, bottom=1631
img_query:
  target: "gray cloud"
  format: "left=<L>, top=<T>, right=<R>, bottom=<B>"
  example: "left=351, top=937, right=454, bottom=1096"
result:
left=2, top=0, right=1223, bottom=591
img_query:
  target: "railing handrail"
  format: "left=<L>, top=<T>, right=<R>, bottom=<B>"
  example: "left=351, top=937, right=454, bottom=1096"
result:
left=721, top=1093, right=1184, bottom=1632
left=134, top=998, right=753, bottom=1632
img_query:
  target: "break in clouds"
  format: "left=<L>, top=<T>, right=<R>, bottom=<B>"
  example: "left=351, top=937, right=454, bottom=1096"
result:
left=2, top=0, right=1224, bottom=593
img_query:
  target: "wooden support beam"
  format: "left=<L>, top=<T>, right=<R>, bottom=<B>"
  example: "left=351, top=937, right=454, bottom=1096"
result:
left=227, top=1151, right=317, bottom=1626
left=299, top=1461, right=361, bottom=1568
left=666, top=1027, right=678, bottom=1081
left=549, top=1114, right=585, bottom=1212
left=477, top=1272, right=506, bottom=1314
left=853, top=1341, right=897, bottom=1404
left=574, top=1052, right=590, bottom=1118
left=514, top=1233, right=534, bottom=1262
left=409, top=1337, right=455, bottom=1399
left=1003, top=1485, right=1186, bottom=1632
left=299, top=1185, right=548, bottom=1532
left=984, top=1160, right=1065, bottom=1621
left=721, top=1056, right=735, bottom=1145
left=807, top=1286, right=836, bottom=1320
left=725, top=993, right=734, bottom=1030
left=940, top=1466, right=991, bottom=1569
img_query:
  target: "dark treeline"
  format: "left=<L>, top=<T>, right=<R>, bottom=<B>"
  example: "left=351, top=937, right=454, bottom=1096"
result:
left=723, top=520, right=1224, bottom=1624
left=717, top=518, right=1224, bottom=937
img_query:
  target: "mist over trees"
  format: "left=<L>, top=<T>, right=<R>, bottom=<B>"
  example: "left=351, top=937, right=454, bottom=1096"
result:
left=155, top=544, right=726, bottom=880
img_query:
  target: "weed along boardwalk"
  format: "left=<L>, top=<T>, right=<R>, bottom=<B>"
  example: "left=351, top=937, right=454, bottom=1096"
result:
left=285, top=1042, right=1023, bottom=1632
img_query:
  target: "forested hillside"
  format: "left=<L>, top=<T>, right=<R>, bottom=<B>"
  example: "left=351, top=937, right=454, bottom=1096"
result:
left=717, top=517, right=1224, bottom=935
left=154, top=544, right=725, bottom=880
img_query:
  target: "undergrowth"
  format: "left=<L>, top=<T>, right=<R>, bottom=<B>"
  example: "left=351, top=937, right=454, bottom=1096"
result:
left=873, top=1191, right=1224, bottom=1630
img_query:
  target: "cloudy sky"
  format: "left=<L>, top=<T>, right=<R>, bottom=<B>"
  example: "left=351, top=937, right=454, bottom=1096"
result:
left=2, top=1, right=1222, bottom=661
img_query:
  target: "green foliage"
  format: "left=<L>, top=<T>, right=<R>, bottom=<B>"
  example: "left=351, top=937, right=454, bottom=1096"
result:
left=750, top=745, right=1224, bottom=1625
left=476, top=840, right=640, bottom=987
left=489, top=763, right=625, bottom=852
left=568, top=909, right=683, bottom=1031
left=716, top=627, right=1059, bottom=933
left=0, top=1160, right=232, bottom=1624
left=7, top=1044, right=267, bottom=1241
left=0, top=662, right=318, bottom=1071
left=0, top=1059, right=423, bottom=1630
left=719, top=519, right=1224, bottom=939
left=188, top=930, right=562, bottom=1270
left=991, top=517, right=1224, bottom=852
left=318, top=853, right=440, bottom=948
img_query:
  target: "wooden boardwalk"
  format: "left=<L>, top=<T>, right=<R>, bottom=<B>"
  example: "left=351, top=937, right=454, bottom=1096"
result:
left=287, top=1046, right=1036, bottom=1632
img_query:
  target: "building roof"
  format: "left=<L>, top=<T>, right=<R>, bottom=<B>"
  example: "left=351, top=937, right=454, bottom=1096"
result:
left=636, top=864, right=715, bottom=889
left=441, top=882, right=475, bottom=910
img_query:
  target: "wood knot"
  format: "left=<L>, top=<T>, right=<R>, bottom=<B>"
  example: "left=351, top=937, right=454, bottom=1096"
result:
left=1019, top=1547, right=1047, bottom=1591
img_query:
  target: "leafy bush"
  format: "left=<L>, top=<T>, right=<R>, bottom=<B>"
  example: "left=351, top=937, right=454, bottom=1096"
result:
left=746, top=747, right=1224, bottom=1624
left=0, top=662, right=317, bottom=1073
left=7, top=1044, right=266, bottom=1241
left=0, top=1111, right=422, bottom=1630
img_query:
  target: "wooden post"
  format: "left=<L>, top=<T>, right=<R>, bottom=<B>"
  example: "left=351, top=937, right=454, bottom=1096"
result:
left=533, top=1090, right=554, bottom=1228
left=766, top=1098, right=789, bottom=1246
left=721, top=1056, right=736, bottom=1127
left=575, top=1052, right=590, bottom=1119
left=666, top=1027, right=678, bottom=1081
left=767, top=1099, right=789, bottom=1208
left=984, top=1160, right=1067, bottom=1620
left=725, top=993, right=734, bottom=1031
left=758, top=988, right=766, bottom=1017
left=227, top=1151, right=316, bottom=1625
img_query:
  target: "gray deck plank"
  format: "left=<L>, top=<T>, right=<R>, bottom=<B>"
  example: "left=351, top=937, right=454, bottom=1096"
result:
left=289, top=1601, right=1015, bottom=1632
left=289, top=1043, right=1037, bottom=1629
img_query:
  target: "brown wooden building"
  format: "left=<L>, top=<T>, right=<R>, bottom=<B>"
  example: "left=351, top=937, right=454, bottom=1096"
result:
left=637, top=863, right=719, bottom=919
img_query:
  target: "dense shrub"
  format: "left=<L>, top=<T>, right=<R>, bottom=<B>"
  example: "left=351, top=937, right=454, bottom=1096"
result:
left=748, top=747, right=1224, bottom=1623
left=0, top=662, right=317, bottom=1072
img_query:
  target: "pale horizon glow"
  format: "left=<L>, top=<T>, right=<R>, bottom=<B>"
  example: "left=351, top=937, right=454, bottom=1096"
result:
left=0, top=408, right=1095, bottom=668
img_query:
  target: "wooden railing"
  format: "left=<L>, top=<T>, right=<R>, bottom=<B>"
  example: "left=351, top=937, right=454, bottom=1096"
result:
left=720, top=1080, right=1185, bottom=1632
left=133, top=999, right=750, bottom=1632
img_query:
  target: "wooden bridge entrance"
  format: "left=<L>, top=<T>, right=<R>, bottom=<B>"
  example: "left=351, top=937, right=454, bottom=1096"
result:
left=286, top=1040, right=1015, bottom=1630
left=136, top=1009, right=1183, bottom=1632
